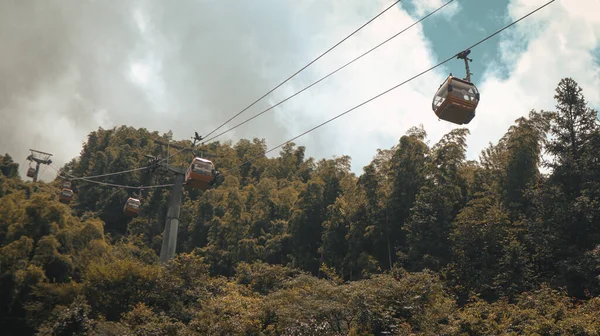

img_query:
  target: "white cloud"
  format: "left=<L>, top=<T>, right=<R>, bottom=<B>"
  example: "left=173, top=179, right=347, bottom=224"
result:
left=265, top=0, right=456, bottom=172
left=265, top=0, right=600, bottom=174
left=467, top=0, right=600, bottom=160
left=412, top=0, right=461, bottom=19
left=0, top=0, right=458, bottom=179
left=2, top=0, right=598, bottom=182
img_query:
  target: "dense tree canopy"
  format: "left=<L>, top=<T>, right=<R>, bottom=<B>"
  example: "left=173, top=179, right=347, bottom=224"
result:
left=1, top=78, right=599, bottom=335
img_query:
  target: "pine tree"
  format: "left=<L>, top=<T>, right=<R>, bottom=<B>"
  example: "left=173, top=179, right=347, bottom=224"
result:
left=503, top=110, right=552, bottom=218
left=0, top=154, right=19, bottom=179
left=546, top=77, right=598, bottom=198
left=403, top=128, right=470, bottom=271
left=533, top=78, right=600, bottom=297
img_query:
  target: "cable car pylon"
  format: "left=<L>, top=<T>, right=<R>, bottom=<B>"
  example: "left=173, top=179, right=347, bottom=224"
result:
left=152, top=141, right=188, bottom=264
left=26, top=149, right=53, bottom=182
left=155, top=133, right=219, bottom=264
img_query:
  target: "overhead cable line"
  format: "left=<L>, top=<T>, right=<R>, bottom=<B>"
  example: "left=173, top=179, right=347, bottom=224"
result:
left=203, top=0, right=454, bottom=144
left=69, top=166, right=149, bottom=181
left=49, top=164, right=174, bottom=190
left=75, top=178, right=174, bottom=190
left=62, top=139, right=192, bottom=181
left=38, top=164, right=49, bottom=181
left=202, top=0, right=404, bottom=139
left=47, top=0, right=555, bottom=187
left=230, top=0, right=557, bottom=169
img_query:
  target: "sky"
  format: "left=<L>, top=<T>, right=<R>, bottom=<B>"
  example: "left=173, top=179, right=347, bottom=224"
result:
left=0, top=0, right=599, bottom=182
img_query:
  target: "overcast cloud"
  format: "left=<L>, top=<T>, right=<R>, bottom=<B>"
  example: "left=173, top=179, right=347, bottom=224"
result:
left=0, top=0, right=598, bottom=182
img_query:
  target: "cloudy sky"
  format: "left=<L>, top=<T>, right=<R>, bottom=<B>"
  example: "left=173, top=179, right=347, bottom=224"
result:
left=1, top=0, right=599, bottom=181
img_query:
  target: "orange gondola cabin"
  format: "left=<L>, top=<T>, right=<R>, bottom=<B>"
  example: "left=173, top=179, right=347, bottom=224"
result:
left=27, top=167, right=36, bottom=178
left=185, top=157, right=215, bottom=190
left=432, top=76, right=479, bottom=125
left=123, top=197, right=141, bottom=217
left=432, top=49, right=480, bottom=125
left=58, top=188, right=73, bottom=204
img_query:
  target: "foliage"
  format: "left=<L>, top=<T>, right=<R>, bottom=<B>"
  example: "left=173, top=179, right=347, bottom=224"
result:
left=1, top=78, right=599, bottom=334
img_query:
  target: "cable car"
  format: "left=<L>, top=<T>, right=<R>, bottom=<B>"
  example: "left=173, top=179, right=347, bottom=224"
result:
left=185, top=157, right=215, bottom=190
left=62, top=180, right=72, bottom=189
left=58, top=188, right=74, bottom=204
left=123, top=197, right=141, bottom=217
left=432, top=49, right=480, bottom=125
left=27, top=167, right=36, bottom=178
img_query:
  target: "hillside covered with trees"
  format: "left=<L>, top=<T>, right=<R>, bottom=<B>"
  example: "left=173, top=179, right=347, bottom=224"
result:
left=1, top=78, right=599, bottom=335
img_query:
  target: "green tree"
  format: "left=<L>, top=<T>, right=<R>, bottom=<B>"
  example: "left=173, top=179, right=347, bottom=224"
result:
left=533, top=78, right=600, bottom=297
left=288, top=179, right=325, bottom=274
left=404, top=128, right=470, bottom=272
left=0, top=154, right=20, bottom=179
left=383, top=126, right=429, bottom=268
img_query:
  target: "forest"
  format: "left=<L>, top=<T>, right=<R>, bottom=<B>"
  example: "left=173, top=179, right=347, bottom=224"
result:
left=1, top=77, right=599, bottom=335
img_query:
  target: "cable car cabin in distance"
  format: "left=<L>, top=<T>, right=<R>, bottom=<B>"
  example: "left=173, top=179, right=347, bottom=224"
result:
left=62, top=180, right=72, bottom=189
left=185, top=157, right=215, bottom=190
left=432, top=76, right=479, bottom=125
left=58, top=188, right=73, bottom=204
left=123, top=197, right=141, bottom=217
left=27, top=167, right=36, bottom=178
